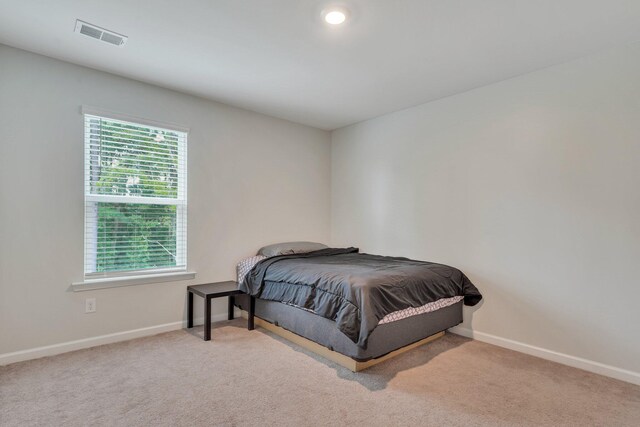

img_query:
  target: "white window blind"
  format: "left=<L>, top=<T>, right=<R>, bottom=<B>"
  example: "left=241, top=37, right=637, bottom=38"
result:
left=84, top=113, right=187, bottom=277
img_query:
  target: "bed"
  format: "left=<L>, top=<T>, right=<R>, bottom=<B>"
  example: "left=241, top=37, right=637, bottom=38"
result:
left=235, top=244, right=482, bottom=371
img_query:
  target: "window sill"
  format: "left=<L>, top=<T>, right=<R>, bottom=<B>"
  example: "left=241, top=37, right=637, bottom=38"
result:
left=71, top=271, right=196, bottom=292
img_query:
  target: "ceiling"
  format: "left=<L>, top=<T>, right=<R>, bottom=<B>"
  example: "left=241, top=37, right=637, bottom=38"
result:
left=1, top=1, right=640, bottom=130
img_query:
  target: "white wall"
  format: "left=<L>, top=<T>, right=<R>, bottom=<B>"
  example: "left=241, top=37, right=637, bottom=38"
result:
left=0, top=45, right=331, bottom=356
left=332, top=45, right=640, bottom=376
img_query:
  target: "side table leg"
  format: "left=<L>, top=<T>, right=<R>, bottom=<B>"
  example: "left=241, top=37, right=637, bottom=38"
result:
left=187, top=291, right=193, bottom=328
left=248, top=296, right=255, bottom=331
left=228, top=295, right=235, bottom=320
left=204, top=296, right=211, bottom=341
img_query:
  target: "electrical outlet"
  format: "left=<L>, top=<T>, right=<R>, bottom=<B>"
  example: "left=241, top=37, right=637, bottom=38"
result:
left=85, top=298, right=96, bottom=313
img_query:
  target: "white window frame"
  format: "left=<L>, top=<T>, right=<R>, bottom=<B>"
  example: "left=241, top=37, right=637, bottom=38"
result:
left=73, top=107, right=195, bottom=291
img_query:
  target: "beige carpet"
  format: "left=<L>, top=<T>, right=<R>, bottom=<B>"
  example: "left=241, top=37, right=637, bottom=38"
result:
left=1, top=320, right=639, bottom=427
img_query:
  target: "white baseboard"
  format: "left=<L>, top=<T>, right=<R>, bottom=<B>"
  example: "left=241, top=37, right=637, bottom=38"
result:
left=448, top=326, right=640, bottom=386
left=0, top=312, right=237, bottom=366
left=4, top=317, right=638, bottom=387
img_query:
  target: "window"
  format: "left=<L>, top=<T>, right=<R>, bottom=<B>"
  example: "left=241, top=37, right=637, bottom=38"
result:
left=83, top=112, right=187, bottom=279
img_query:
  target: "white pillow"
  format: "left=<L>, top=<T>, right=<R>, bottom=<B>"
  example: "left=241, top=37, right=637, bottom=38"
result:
left=236, top=255, right=267, bottom=283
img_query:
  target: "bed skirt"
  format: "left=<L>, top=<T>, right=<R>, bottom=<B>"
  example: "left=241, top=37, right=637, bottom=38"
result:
left=235, top=295, right=462, bottom=361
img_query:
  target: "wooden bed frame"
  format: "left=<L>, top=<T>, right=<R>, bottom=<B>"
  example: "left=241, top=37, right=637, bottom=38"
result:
left=241, top=311, right=444, bottom=372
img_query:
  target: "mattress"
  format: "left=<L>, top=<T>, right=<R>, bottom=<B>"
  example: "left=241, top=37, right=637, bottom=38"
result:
left=235, top=295, right=463, bottom=361
left=378, top=295, right=464, bottom=324
left=280, top=295, right=464, bottom=325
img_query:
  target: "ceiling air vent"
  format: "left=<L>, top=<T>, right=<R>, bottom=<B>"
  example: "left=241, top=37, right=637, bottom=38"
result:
left=74, top=20, right=127, bottom=46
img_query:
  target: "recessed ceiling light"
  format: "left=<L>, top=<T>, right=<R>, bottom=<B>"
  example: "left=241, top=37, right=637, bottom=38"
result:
left=322, top=7, right=349, bottom=25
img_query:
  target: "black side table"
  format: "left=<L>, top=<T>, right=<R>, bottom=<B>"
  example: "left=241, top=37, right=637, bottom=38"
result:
left=187, top=281, right=253, bottom=341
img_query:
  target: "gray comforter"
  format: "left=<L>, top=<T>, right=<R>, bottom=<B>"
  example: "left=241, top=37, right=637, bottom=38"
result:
left=239, top=247, right=482, bottom=348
